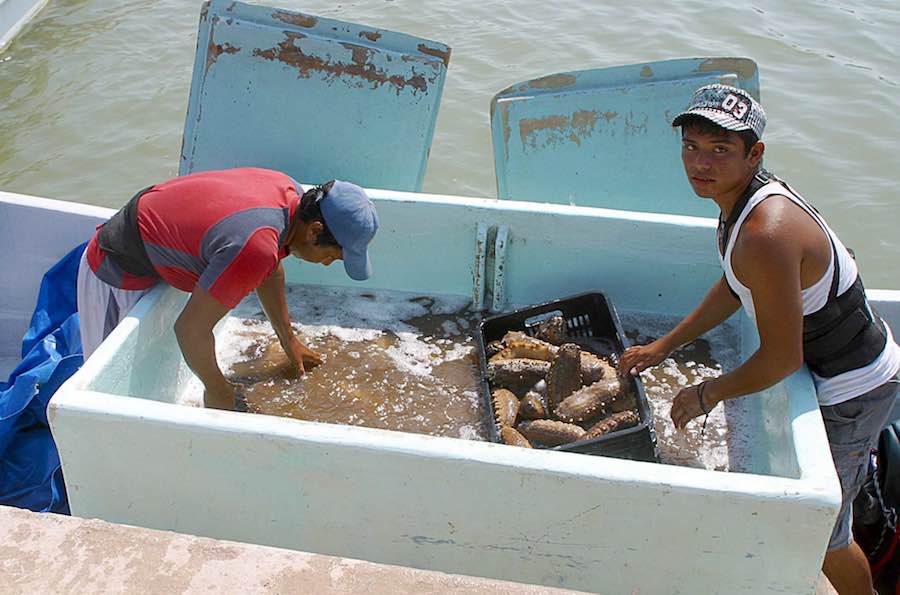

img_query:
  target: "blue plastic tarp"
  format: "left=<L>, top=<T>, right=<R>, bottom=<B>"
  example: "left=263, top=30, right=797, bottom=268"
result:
left=0, top=242, right=86, bottom=514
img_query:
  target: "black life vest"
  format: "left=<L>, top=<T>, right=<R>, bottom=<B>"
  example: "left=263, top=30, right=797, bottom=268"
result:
left=719, top=170, right=888, bottom=378
left=96, top=186, right=159, bottom=279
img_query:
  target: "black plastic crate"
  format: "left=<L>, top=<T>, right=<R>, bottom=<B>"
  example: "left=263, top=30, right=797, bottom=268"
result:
left=476, top=291, right=659, bottom=462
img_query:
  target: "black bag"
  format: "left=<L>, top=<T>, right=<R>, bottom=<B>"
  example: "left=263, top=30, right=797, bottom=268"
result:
left=853, top=420, right=900, bottom=594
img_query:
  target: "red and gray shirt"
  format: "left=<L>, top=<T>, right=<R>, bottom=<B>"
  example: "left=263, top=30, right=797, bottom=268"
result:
left=86, top=168, right=300, bottom=308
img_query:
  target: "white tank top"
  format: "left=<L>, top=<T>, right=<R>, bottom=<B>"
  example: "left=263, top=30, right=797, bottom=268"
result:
left=719, top=178, right=900, bottom=406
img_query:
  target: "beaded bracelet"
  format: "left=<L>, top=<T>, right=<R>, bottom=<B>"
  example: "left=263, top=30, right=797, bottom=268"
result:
left=696, top=381, right=710, bottom=434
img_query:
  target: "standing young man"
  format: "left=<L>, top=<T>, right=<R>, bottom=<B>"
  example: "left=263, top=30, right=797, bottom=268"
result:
left=618, top=84, right=899, bottom=595
left=77, top=167, right=378, bottom=410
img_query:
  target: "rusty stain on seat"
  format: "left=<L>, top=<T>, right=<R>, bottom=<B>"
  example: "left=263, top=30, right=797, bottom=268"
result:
left=698, top=58, right=757, bottom=80
left=272, top=11, right=318, bottom=28
left=518, top=109, right=615, bottom=149
left=528, top=74, right=577, bottom=90
left=416, top=44, right=451, bottom=68
left=206, top=41, right=241, bottom=72
left=253, top=32, right=431, bottom=95
left=359, top=30, right=382, bottom=42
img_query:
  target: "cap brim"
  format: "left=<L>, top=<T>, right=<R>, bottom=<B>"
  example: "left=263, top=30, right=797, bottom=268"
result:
left=672, top=108, right=752, bottom=132
left=342, top=244, right=371, bottom=281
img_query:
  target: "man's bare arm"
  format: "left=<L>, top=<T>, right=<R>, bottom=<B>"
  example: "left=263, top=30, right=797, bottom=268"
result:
left=671, top=211, right=805, bottom=427
left=255, top=263, right=322, bottom=374
left=619, top=276, right=741, bottom=376
left=256, top=263, right=294, bottom=345
left=174, top=286, right=233, bottom=409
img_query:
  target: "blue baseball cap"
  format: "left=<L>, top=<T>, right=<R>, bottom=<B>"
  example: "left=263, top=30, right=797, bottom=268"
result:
left=319, top=180, right=378, bottom=281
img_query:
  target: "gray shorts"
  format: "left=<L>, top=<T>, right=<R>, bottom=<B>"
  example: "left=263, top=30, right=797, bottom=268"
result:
left=821, top=375, right=899, bottom=551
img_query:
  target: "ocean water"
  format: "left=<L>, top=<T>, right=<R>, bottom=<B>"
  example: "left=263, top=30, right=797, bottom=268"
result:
left=1, top=0, right=897, bottom=287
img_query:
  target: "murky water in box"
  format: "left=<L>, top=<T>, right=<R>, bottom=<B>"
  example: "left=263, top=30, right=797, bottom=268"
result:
left=192, top=285, right=747, bottom=471
left=212, top=286, right=488, bottom=440
left=620, top=312, right=746, bottom=472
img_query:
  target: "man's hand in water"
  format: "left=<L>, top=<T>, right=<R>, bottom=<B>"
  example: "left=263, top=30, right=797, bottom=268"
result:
left=283, top=335, right=323, bottom=376
left=671, top=382, right=709, bottom=429
left=618, top=338, right=673, bottom=377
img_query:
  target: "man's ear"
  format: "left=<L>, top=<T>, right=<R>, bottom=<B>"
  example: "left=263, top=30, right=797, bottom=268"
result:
left=306, top=220, right=323, bottom=241
left=749, top=141, right=765, bottom=166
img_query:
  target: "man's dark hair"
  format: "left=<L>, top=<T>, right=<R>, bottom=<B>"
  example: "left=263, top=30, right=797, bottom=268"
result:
left=297, top=180, right=340, bottom=247
left=679, top=115, right=759, bottom=156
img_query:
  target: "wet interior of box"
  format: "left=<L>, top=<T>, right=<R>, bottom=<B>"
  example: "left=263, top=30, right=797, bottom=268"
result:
left=181, top=284, right=749, bottom=472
